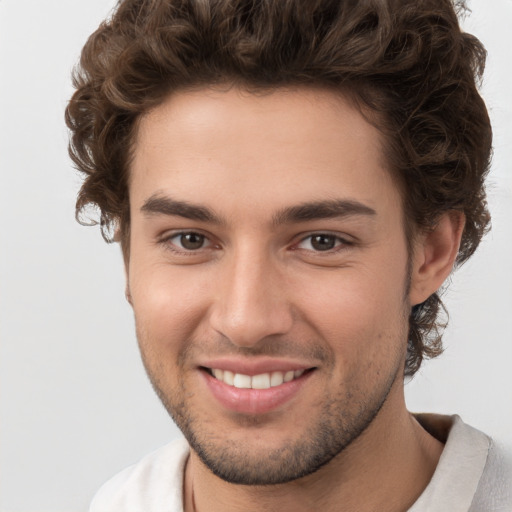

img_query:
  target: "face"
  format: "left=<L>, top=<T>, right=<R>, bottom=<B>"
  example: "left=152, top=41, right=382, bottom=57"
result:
left=127, top=86, right=413, bottom=485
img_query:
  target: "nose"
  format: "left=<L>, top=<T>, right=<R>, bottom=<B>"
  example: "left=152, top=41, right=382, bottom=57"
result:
left=208, top=249, right=294, bottom=348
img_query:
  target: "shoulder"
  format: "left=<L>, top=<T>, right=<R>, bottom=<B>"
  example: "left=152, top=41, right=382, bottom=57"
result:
left=470, top=436, right=512, bottom=512
left=89, top=438, right=190, bottom=512
left=410, top=414, right=512, bottom=512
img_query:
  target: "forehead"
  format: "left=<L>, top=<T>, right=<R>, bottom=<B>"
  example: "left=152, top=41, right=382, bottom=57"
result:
left=130, top=86, right=400, bottom=221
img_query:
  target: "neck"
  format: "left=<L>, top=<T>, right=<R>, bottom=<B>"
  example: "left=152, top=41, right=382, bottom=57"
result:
left=184, top=383, right=443, bottom=512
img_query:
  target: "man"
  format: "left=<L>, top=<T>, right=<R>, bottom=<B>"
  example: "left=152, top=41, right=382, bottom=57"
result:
left=66, top=0, right=511, bottom=510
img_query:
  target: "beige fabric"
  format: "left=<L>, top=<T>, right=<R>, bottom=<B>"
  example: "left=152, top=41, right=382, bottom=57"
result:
left=409, top=414, right=511, bottom=512
left=89, top=439, right=188, bottom=512
left=89, top=415, right=512, bottom=512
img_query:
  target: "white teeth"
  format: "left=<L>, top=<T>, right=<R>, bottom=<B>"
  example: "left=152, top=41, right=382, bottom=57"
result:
left=233, top=373, right=252, bottom=389
left=223, top=370, right=234, bottom=386
left=284, top=370, right=295, bottom=382
left=251, top=373, right=271, bottom=389
left=270, top=371, right=284, bottom=387
left=210, top=368, right=307, bottom=389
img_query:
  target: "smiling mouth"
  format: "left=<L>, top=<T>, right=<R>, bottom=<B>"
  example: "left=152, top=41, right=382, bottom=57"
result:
left=202, top=367, right=313, bottom=390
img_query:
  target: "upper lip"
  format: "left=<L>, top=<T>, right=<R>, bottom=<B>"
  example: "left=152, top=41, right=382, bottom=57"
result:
left=199, top=357, right=315, bottom=376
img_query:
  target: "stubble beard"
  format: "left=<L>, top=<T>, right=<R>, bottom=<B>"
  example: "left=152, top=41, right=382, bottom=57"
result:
left=139, top=332, right=405, bottom=486
left=176, top=372, right=399, bottom=485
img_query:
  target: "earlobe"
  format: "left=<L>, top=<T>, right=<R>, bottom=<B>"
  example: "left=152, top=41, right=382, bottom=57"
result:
left=409, top=211, right=465, bottom=306
left=123, top=259, right=133, bottom=306
left=125, top=283, right=133, bottom=306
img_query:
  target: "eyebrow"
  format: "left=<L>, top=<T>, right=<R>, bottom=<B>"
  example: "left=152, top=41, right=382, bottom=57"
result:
left=272, top=199, right=377, bottom=226
left=141, top=194, right=376, bottom=225
left=141, top=194, right=224, bottom=224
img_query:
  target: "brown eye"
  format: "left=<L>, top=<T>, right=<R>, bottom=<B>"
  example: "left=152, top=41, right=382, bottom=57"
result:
left=310, top=234, right=337, bottom=251
left=171, top=232, right=207, bottom=250
left=296, top=233, right=347, bottom=252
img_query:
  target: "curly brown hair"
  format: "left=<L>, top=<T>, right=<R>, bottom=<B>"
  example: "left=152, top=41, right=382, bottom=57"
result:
left=66, top=0, right=492, bottom=377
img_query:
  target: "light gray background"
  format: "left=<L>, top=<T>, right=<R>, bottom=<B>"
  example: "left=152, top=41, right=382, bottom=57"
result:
left=0, top=1, right=511, bottom=510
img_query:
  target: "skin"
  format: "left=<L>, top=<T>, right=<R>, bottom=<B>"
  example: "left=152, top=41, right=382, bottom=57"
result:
left=126, top=86, right=463, bottom=512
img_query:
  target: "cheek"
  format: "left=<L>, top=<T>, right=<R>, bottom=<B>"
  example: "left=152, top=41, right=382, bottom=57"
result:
left=297, top=267, right=405, bottom=327
left=292, top=258, right=409, bottom=362
left=129, top=261, right=211, bottom=348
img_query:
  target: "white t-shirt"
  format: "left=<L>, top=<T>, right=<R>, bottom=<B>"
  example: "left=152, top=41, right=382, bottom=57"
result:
left=89, top=415, right=512, bottom=512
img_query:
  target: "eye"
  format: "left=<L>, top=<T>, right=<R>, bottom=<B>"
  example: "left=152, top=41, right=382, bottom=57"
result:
left=296, top=234, right=347, bottom=252
left=167, top=232, right=211, bottom=251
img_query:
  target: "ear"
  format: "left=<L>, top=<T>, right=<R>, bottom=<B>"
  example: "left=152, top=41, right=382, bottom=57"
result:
left=115, top=225, right=133, bottom=306
left=123, top=261, right=133, bottom=306
left=125, top=283, right=133, bottom=306
left=409, top=211, right=465, bottom=306
left=121, top=246, right=133, bottom=307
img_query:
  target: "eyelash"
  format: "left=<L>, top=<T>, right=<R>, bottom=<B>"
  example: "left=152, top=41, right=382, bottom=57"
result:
left=158, top=231, right=353, bottom=255
left=159, top=231, right=215, bottom=255
left=293, top=233, right=352, bottom=253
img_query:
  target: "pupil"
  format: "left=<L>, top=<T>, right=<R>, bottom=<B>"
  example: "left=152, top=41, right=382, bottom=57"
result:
left=181, top=233, right=204, bottom=250
left=311, top=235, right=335, bottom=251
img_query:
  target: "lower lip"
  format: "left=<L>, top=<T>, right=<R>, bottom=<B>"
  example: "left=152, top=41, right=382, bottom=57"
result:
left=202, top=370, right=313, bottom=415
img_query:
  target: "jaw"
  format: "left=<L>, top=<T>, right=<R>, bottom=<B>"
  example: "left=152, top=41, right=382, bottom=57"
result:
left=150, top=349, right=405, bottom=486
